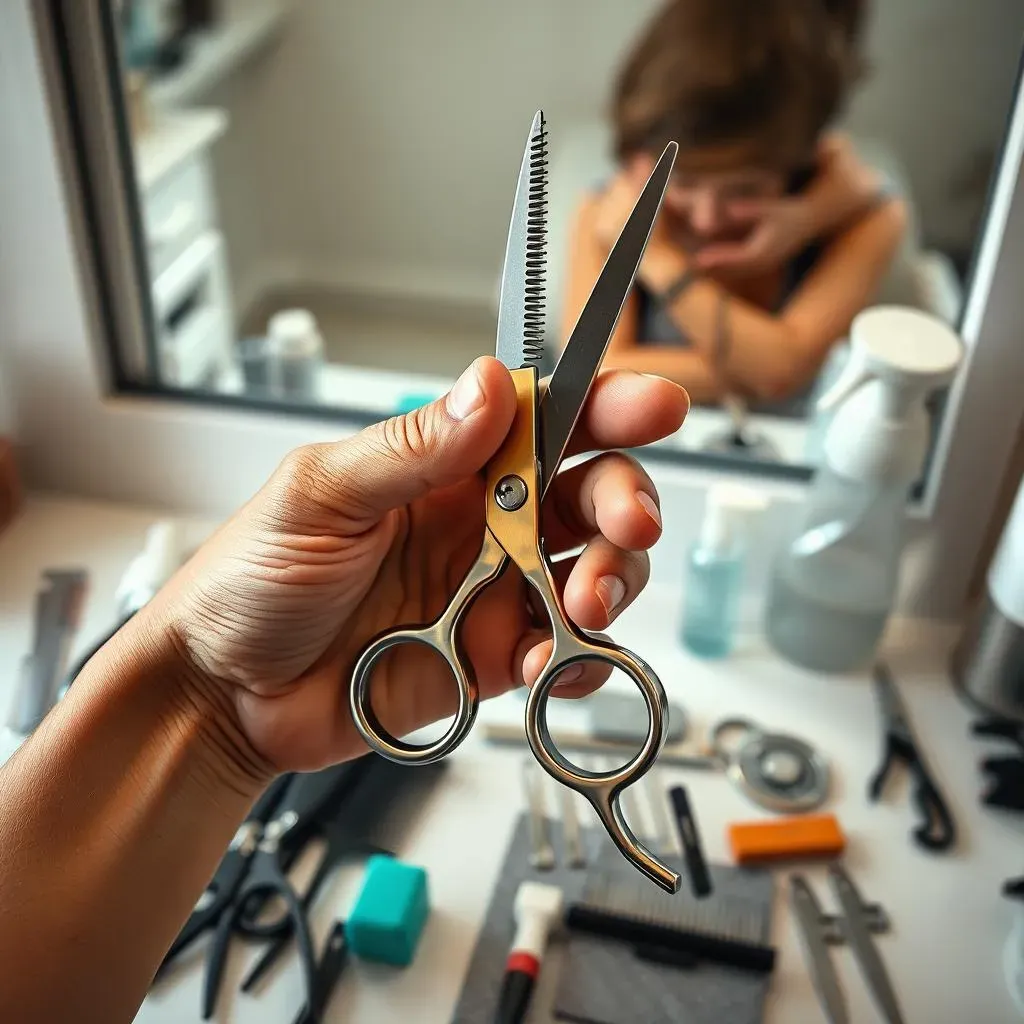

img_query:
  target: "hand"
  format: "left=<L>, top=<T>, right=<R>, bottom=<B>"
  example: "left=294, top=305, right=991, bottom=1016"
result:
left=692, top=196, right=814, bottom=274
left=694, top=136, right=884, bottom=274
left=155, top=359, right=688, bottom=777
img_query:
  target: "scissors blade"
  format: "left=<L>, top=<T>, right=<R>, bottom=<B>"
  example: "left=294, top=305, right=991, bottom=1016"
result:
left=828, top=866, right=906, bottom=1024
left=495, top=110, right=547, bottom=371
left=538, top=141, right=677, bottom=495
left=790, top=876, right=848, bottom=1024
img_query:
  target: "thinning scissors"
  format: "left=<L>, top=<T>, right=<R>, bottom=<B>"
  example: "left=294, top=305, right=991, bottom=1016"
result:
left=350, top=111, right=681, bottom=893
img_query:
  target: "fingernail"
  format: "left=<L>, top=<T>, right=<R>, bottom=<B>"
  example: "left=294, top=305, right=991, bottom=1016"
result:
left=637, top=491, right=662, bottom=529
left=558, top=664, right=585, bottom=685
left=596, top=575, right=627, bottom=616
left=446, top=361, right=484, bottom=420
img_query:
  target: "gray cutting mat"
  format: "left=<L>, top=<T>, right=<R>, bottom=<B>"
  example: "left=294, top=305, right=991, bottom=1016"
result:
left=450, top=812, right=774, bottom=1024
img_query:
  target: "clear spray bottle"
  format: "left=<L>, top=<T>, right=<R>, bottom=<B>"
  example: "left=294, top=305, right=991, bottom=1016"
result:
left=765, top=306, right=963, bottom=673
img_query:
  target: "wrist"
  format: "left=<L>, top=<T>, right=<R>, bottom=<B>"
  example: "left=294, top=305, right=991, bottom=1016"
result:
left=89, top=607, right=274, bottom=801
left=640, top=242, right=690, bottom=294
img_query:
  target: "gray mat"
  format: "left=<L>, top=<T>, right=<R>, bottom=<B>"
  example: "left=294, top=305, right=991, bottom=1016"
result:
left=450, top=813, right=774, bottom=1024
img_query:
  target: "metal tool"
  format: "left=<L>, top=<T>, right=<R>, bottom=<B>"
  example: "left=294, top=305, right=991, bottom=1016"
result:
left=559, top=783, right=586, bottom=869
left=203, top=766, right=358, bottom=1020
left=646, top=768, right=675, bottom=854
left=349, top=111, right=680, bottom=891
left=10, top=569, right=88, bottom=734
left=711, top=717, right=830, bottom=813
left=829, top=865, right=906, bottom=1024
left=480, top=722, right=720, bottom=770
left=789, top=869, right=898, bottom=1024
left=790, top=876, right=849, bottom=1024
left=869, top=662, right=956, bottom=851
left=522, top=758, right=556, bottom=871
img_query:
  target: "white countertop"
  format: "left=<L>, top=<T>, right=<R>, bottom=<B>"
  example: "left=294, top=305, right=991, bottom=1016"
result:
left=0, top=494, right=1020, bottom=1023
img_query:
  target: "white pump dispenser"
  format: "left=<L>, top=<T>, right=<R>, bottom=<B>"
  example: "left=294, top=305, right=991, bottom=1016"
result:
left=765, top=306, right=963, bottom=673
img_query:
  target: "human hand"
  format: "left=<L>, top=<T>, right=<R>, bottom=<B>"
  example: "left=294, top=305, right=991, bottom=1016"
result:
left=694, top=136, right=883, bottom=273
left=692, top=196, right=814, bottom=273
left=155, top=359, right=688, bottom=777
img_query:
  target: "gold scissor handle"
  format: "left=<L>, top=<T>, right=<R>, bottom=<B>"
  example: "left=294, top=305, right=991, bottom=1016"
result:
left=349, top=531, right=508, bottom=764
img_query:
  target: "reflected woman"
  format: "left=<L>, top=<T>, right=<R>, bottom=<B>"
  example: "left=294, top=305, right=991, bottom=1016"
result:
left=560, top=0, right=907, bottom=413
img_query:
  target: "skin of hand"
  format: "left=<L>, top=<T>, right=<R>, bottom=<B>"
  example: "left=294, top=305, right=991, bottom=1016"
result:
left=693, top=137, right=884, bottom=273
left=153, top=358, right=689, bottom=779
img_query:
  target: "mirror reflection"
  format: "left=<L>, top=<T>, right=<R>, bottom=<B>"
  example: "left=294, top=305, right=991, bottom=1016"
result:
left=115, top=0, right=1023, bottom=472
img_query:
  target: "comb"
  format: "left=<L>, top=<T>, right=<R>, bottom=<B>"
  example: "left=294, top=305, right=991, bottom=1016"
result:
left=566, top=869, right=775, bottom=974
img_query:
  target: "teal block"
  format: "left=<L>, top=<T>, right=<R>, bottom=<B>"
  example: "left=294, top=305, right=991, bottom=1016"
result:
left=395, top=392, right=442, bottom=414
left=345, top=856, right=430, bottom=966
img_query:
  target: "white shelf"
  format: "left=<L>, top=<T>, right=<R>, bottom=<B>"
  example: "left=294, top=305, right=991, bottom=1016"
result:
left=133, top=108, right=228, bottom=192
left=148, top=0, right=289, bottom=108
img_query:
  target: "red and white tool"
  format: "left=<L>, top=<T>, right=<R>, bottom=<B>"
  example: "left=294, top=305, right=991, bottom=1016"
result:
left=494, top=881, right=563, bottom=1024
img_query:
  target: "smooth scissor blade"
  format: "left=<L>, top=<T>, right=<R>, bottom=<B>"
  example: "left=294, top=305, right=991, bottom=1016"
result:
left=495, top=110, right=547, bottom=371
left=539, top=140, right=677, bottom=495
left=828, top=866, right=906, bottom=1024
left=790, top=876, right=848, bottom=1024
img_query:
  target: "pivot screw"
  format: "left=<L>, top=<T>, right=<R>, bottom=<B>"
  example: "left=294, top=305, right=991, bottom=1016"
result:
left=495, top=475, right=528, bottom=511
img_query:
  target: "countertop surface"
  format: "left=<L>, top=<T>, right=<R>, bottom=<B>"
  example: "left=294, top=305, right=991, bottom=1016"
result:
left=0, top=494, right=1020, bottom=1023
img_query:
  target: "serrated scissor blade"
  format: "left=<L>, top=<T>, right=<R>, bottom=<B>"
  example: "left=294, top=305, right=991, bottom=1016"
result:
left=495, top=110, right=547, bottom=371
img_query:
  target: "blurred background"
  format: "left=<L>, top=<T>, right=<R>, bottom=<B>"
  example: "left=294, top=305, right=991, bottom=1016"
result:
left=111, top=0, right=1023, bottom=470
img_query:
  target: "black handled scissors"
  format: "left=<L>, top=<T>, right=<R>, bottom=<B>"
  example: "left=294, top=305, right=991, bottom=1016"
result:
left=202, top=764, right=361, bottom=1021
left=350, top=111, right=681, bottom=894
left=868, top=662, right=956, bottom=852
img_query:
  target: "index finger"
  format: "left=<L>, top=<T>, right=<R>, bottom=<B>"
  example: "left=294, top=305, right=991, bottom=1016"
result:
left=556, top=370, right=689, bottom=459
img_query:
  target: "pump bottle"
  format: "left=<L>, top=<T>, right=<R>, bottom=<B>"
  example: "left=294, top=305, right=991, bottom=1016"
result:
left=681, top=483, right=767, bottom=658
left=765, top=306, right=963, bottom=673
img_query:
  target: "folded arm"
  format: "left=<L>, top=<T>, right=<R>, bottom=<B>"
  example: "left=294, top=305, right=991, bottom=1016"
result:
left=562, top=192, right=908, bottom=402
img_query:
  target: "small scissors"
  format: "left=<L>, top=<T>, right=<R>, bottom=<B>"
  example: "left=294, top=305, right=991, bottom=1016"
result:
left=350, top=111, right=681, bottom=893
left=868, top=662, right=956, bottom=852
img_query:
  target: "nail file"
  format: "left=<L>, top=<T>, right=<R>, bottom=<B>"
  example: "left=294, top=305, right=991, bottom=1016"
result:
left=646, top=769, right=676, bottom=853
left=559, top=785, right=586, bottom=869
left=521, top=759, right=555, bottom=871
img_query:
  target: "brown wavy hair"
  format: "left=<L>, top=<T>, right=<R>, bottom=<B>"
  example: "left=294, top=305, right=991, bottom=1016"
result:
left=612, top=0, right=868, bottom=169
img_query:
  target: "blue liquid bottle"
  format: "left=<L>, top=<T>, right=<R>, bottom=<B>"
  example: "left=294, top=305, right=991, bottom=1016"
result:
left=681, top=485, right=766, bottom=658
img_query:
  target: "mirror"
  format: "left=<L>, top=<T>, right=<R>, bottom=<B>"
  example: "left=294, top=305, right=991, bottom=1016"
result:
left=111, top=0, right=1022, bottom=476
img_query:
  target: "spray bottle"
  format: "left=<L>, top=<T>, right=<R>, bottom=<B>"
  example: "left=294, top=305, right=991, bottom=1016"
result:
left=764, top=306, right=963, bottom=673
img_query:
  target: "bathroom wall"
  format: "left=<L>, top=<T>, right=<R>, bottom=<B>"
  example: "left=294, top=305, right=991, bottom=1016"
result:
left=204, top=0, right=1024, bottom=315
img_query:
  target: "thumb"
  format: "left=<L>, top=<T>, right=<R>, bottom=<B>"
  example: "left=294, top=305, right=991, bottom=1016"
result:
left=277, top=357, right=518, bottom=529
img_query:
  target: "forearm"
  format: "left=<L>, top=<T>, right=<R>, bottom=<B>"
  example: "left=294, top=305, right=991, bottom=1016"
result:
left=0, top=605, right=266, bottom=1022
left=639, top=247, right=807, bottom=400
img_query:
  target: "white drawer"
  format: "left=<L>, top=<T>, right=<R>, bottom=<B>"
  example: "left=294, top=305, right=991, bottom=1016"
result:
left=141, top=156, right=215, bottom=279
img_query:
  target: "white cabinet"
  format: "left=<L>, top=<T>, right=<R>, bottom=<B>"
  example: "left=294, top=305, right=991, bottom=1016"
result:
left=134, top=109, right=234, bottom=388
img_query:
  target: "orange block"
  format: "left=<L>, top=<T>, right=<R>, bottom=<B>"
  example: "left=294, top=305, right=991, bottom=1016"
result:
left=729, top=814, right=846, bottom=865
